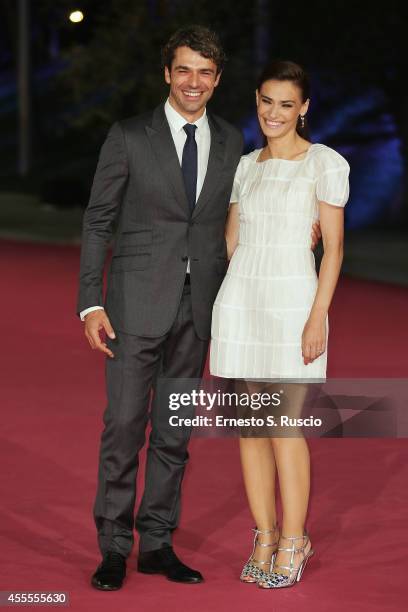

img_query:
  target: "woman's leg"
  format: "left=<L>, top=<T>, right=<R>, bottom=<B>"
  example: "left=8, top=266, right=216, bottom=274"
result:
left=268, top=384, right=313, bottom=577
left=237, top=381, right=279, bottom=577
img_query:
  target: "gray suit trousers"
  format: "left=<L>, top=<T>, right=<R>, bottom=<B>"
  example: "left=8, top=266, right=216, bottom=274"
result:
left=93, top=282, right=209, bottom=556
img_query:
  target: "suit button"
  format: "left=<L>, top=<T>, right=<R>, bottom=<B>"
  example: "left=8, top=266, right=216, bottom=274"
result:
left=181, top=256, right=188, bottom=262
left=189, top=220, right=195, bottom=227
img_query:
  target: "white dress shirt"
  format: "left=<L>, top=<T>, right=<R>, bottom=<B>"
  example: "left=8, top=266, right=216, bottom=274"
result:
left=164, top=98, right=211, bottom=201
left=80, top=99, right=211, bottom=321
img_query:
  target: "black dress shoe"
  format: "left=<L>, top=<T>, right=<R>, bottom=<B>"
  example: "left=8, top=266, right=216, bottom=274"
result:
left=91, top=551, right=127, bottom=590
left=137, top=546, right=203, bottom=583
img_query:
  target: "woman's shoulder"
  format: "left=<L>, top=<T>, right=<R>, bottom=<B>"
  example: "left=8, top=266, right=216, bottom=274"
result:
left=238, top=149, right=261, bottom=164
left=310, top=143, right=350, bottom=172
left=234, top=149, right=260, bottom=179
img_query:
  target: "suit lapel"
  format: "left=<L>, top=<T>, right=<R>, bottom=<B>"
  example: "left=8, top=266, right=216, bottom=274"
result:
left=145, top=104, right=190, bottom=215
left=192, top=114, right=226, bottom=219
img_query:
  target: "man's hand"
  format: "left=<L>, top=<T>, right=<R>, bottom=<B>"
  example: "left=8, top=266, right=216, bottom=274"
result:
left=311, top=221, right=322, bottom=250
left=84, top=310, right=116, bottom=358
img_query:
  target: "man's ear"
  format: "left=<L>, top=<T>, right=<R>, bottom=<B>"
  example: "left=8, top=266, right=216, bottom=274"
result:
left=164, top=66, right=171, bottom=85
left=214, top=70, right=222, bottom=88
left=255, top=89, right=259, bottom=106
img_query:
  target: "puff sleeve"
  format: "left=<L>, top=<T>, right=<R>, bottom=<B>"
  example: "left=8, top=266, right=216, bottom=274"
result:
left=316, top=148, right=350, bottom=207
left=229, top=157, right=244, bottom=204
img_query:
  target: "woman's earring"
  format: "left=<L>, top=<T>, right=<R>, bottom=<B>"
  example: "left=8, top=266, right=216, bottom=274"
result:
left=300, top=115, right=305, bottom=128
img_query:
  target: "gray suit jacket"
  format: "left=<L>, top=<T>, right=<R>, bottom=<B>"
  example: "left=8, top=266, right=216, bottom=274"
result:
left=77, top=103, right=243, bottom=339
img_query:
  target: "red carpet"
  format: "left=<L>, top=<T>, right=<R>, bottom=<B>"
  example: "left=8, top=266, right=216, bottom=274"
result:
left=1, top=240, right=407, bottom=611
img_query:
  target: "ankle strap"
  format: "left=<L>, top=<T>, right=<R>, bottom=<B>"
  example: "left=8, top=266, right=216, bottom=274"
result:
left=253, top=526, right=279, bottom=536
left=252, top=526, right=279, bottom=548
left=280, top=532, right=308, bottom=542
left=277, top=533, right=309, bottom=555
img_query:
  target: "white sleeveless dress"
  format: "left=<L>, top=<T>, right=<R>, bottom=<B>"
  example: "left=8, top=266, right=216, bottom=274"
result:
left=210, top=143, right=350, bottom=381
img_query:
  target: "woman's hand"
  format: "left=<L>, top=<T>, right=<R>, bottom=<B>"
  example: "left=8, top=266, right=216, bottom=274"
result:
left=301, top=315, right=326, bottom=365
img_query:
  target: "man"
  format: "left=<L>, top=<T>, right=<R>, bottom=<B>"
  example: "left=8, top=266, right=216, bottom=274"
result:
left=78, top=25, right=243, bottom=590
left=78, top=25, right=320, bottom=591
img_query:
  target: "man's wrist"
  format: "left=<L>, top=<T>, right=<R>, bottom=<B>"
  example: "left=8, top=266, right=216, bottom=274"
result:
left=80, top=306, right=104, bottom=321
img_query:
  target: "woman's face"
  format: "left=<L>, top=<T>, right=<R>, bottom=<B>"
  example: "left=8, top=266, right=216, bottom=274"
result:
left=256, top=79, right=309, bottom=140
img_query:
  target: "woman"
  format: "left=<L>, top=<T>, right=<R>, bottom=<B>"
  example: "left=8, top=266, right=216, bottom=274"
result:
left=210, top=60, right=350, bottom=589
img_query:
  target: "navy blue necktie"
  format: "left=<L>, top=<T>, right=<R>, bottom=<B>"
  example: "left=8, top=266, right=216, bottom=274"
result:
left=182, top=124, right=197, bottom=213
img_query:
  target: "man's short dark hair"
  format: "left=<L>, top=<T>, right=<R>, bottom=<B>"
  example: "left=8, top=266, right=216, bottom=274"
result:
left=162, top=25, right=227, bottom=74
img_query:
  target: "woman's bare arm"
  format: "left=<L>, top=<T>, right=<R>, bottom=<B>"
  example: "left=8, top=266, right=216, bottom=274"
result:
left=302, top=202, right=344, bottom=364
left=225, top=203, right=240, bottom=260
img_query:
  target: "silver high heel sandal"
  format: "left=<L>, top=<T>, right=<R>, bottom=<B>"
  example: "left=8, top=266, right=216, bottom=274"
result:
left=240, top=526, right=280, bottom=583
left=258, top=531, right=314, bottom=589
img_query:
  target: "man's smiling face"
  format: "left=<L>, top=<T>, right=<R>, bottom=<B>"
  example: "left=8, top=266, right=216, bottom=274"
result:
left=164, top=45, right=221, bottom=121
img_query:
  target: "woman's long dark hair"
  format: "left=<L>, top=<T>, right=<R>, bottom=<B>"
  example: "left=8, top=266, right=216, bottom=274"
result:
left=257, top=60, right=311, bottom=141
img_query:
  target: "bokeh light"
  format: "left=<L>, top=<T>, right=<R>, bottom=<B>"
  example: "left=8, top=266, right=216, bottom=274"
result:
left=69, top=10, right=84, bottom=23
